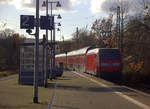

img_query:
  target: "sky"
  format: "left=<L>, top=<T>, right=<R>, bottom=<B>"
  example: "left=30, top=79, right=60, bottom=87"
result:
left=0, top=0, right=149, bottom=41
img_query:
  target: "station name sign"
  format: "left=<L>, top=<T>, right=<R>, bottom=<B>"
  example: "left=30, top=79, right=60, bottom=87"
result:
left=20, top=15, right=54, bottom=30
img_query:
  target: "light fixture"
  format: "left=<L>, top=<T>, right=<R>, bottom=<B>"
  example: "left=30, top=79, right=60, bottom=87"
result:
left=56, top=1, right=61, bottom=7
left=57, top=28, right=60, bottom=31
left=58, top=23, right=61, bottom=26
left=57, top=14, right=62, bottom=19
left=145, top=5, right=148, bottom=9
left=42, top=1, right=46, bottom=7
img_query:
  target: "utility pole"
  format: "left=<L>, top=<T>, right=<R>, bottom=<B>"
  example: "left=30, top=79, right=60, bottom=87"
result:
left=116, top=6, right=121, bottom=48
left=62, top=36, right=64, bottom=43
left=121, top=4, right=124, bottom=53
left=33, top=0, right=39, bottom=103
left=76, top=27, right=79, bottom=49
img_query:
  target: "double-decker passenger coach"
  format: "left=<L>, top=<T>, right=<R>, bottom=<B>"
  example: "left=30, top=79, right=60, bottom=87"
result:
left=55, top=47, right=122, bottom=79
left=86, top=48, right=122, bottom=79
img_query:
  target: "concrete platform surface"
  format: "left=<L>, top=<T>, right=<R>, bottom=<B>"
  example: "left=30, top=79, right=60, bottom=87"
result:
left=0, top=72, right=150, bottom=109
left=51, top=71, right=150, bottom=109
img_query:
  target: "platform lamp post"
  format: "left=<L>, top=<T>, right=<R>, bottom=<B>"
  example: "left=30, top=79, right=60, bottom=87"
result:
left=42, top=0, right=61, bottom=86
left=51, top=15, right=62, bottom=72
left=52, top=26, right=61, bottom=68
left=53, top=21, right=61, bottom=68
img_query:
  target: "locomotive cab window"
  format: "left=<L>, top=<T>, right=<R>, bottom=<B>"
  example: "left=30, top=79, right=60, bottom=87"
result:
left=100, top=49, right=120, bottom=60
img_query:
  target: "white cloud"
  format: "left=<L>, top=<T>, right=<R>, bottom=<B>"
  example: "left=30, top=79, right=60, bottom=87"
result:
left=0, top=0, right=13, bottom=4
left=90, top=0, right=106, bottom=14
left=71, top=0, right=88, bottom=6
left=90, top=0, right=150, bottom=15
left=1, top=0, right=150, bottom=15
left=0, top=0, right=88, bottom=13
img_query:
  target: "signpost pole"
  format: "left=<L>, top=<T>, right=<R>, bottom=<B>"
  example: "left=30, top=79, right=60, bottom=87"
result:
left=33, top=0, right=39, bottom=103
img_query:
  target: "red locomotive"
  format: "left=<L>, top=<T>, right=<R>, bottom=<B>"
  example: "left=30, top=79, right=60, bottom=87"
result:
left=55, top=47, right=122, bottom=79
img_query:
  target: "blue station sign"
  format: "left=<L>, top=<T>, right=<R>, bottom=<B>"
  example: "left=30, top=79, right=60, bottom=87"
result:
left=20, top=15, right=35, bottom=29
left=40, top=16, right=54, bottom=30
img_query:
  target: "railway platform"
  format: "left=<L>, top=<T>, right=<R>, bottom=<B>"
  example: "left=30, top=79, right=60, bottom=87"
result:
left=0, top=71, right=150, bottom=109
left=51, top=71, right=150, bottom=109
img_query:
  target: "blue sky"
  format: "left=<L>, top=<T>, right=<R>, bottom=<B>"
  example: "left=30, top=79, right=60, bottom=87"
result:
left=0, top=0, right=110, bottom=41
left=0, top=0, right=145, bottom=41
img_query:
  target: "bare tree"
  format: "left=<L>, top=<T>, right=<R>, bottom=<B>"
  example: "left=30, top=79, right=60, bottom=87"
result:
left=91, top=14, right=114, bottom=47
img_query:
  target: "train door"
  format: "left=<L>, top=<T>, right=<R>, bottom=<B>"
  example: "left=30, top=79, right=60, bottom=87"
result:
left=86, top=53, right=97, bottom=75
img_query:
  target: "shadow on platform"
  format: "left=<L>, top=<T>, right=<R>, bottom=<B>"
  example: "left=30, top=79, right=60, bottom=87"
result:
left=55, top=84, right=136, bottom=94
left=58, top=78, right=71, bottom=80
left=47, top=83, right=56, bottom=88
left=53, top=104, right=79, bottom=109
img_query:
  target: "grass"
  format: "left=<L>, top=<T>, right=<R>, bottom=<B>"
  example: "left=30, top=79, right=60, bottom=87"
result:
left=0, top=75, right=54, bottom=109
